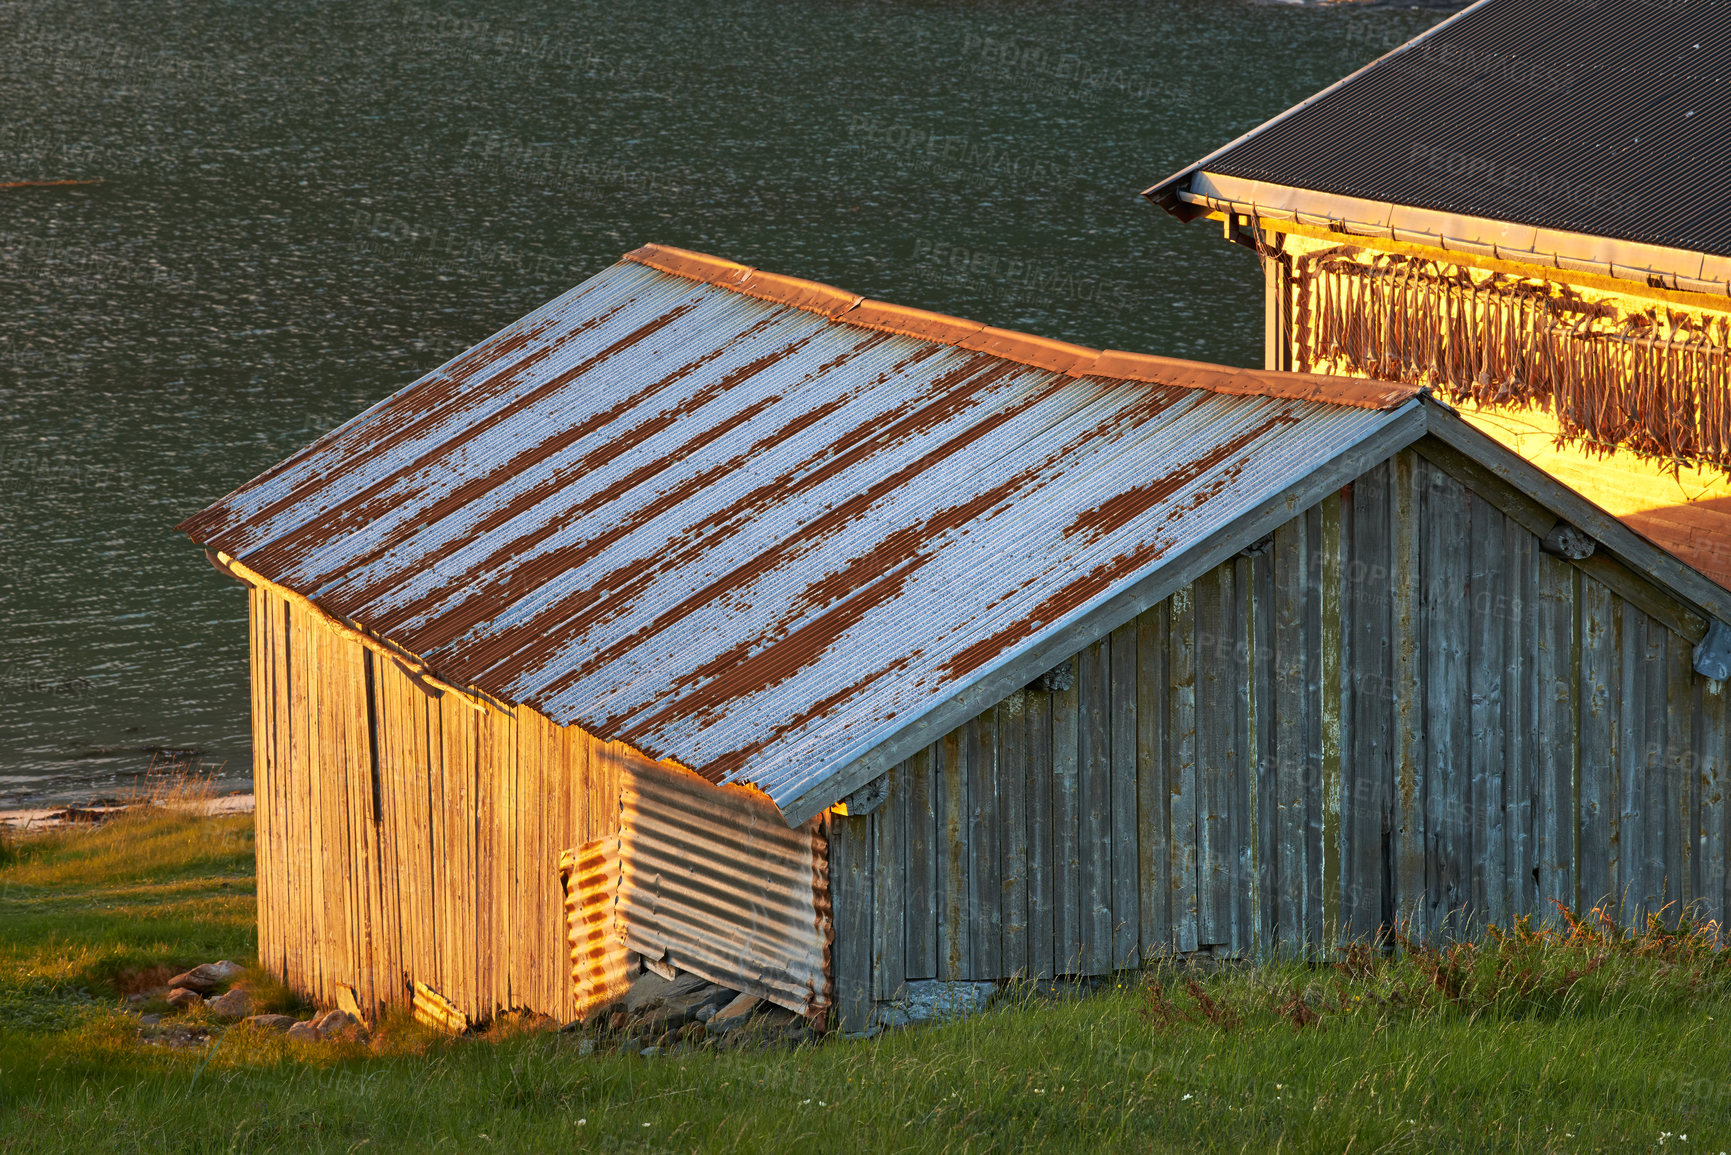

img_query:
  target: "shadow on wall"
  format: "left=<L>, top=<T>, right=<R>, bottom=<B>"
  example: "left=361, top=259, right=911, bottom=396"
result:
left=1620, top=494, right=1731, bottom=592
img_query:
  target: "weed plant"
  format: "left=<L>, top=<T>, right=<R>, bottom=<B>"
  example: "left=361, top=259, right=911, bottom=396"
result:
left=1, top=812, right=1727, bottom=1152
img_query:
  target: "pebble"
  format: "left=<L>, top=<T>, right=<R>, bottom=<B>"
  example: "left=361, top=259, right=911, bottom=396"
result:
left=165, top=987, right=204, bottom=1010
left=246, top=1013, right=295, bottom=1032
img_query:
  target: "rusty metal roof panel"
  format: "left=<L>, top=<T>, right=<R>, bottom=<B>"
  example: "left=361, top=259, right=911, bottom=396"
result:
left=180, top=249, right=1413, bottom=816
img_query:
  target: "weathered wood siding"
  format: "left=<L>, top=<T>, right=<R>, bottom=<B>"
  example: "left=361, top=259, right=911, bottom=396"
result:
left=249, top=584, right=625, bottom=1023
left=830, top=446, right=1731, bottom=1029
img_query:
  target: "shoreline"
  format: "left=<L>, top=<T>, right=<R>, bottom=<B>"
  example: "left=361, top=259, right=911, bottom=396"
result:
left=0, top=792, right=255, bottom=831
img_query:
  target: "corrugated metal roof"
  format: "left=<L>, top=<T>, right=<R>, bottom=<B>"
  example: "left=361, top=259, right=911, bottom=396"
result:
left=1146, top=0, right=1731, bottom=258
left=179, top=246, right=1415, bottom=815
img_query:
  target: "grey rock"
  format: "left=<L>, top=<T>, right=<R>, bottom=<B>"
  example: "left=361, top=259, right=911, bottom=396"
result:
left=285, top=1020, right=319, bottom=1043
left=622, top=972, right=673, bottom=1013
left=874, top=980, right=997, bottom=1028
left=639, top=1045, right=662, bottom=1058
left=165, top=987, right=204, bottom=1010
left=694, top=1004, right=717, bottom=1023
left=706, top=992, right=761, bottom=1034
left=577, top=1037, right=596, bottom=1056
left=623, top=969, right=712, bottom=1015
left=312, top=1008, right=354, bottom=1039
left=166, top=961, right=243, bottom=993
left=643, top=981, right=733, bottom=1032
left=207, top=988, right=253, bottom=1019
left=619, top=1036, right=641, bottom=1057
left=138, top=1013, right=161, bottom=1027
left=246, top=1013, right=295, bottom=1032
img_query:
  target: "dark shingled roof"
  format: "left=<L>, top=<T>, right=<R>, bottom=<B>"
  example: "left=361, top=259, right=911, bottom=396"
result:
left=1147, top=0, right=1731, bottom=258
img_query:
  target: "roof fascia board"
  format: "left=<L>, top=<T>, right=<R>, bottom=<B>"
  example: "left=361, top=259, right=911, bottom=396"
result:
left=1421, top=401, right=1731, bottom=632
left=1181, top=173, right=1731, bottom=297
left=777, top=399, right=1429, bottom=826
left=1140, top=0, right=1493, bottom=215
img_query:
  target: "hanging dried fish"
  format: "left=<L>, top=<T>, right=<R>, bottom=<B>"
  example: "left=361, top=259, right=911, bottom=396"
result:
left=1290, top=247, right=1731, bottom=475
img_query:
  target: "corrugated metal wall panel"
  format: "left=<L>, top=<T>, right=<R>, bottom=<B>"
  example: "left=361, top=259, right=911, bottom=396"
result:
left=559, top=837, right=631, bottom=1020
left=617, top=758, right=830, bottom=1016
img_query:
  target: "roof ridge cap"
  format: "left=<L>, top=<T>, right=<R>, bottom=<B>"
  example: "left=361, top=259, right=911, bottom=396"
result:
left=623, top=243, right=1414, bottom=409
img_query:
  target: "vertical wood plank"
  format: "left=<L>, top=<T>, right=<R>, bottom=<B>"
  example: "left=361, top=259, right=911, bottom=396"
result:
left=1000, top=697, right=1030, bottom=977
left=1699, top=679, right=1728, bottom=929
left=1052, top=674, right=1082, bottom=972
left=1578, top=577, right=1619, bottom=913
left=969, top=712, right=1001, bottom=979
left=1665, top=633, right=1695, bottom=914
left=1195, top=567, right=1234, bottom=949
left=1303, top=504, right=1326, bottom=951
left=1137, top=603, right=1170, bottom=960
left=1619, top=608, right=1650, bottom=924
left=1318, top=492, right=1345, bottom=947
left=903, top=747, right=937, bottom=981
left=1169, top=585, right=1199, bottom=954
left=829, top=813, right=874, bottom=1033
left=873, top=765, right=905, bottom=1000
left=1535, top=555, right=1578, bottom=926
left=938, top=727, right=970, bottom=980
left=1643, top=616, right=1669, bottom=920
left=1422, top=465, right=1470, bottom=939
left=1237, top=553, right=1262, bottom=958
left=1504, top=518, right=1540, bottom=921
left=1253, top=545, right=1278, bottom=958
left=1078, top=640, right=1113, bottom=972
left=1110, top=623, right=1140, bottom=969
left=1392, top=454, right=1425, bottom=937
left=1027, top=691, right=1056, bottom=977
left=1273, top=517, right=1307, bottom=955
left=1350, top=465, right=1393, bottom=941
left=1468, top=494, right=1507, bottom=931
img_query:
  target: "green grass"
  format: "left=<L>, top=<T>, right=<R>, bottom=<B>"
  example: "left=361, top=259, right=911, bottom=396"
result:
left=3, top=814, right=1730, bottom=1153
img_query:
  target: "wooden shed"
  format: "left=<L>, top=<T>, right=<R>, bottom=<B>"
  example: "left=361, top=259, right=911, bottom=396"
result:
left=180, top=245, right=1731, bottom=1035
left=1145, top=0, right=1731, bottom=589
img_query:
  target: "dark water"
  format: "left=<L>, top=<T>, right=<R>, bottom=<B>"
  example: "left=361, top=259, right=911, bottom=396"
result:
left=0, top=0, right=1446, bottom=805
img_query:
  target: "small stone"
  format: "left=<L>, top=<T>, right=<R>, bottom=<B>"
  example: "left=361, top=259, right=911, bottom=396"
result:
left=125, top=992, right=153, bottom=1007
left=207, top=988, right=253, bottom=1019
left=694, top=1004, right=717, bottom=1023
left=138, top=1013, right=161, bottom=1027
left=285, top=1020, right=319, bottom=1043
left=706, top=992, right=761, bottom=1034
left=165, top=988, right=204, bottom=1010
left=639, top=1045, right=662, bottom=1058
left=619, top=1036, right=641, bottom=1057
left=166, top=961, right=243, bottom=993
left=246, top=1013, right=295, bottom=1032
left=577, top=1037, right=596, bottom=1056
left=312, top=1009, right=353, bottom=1039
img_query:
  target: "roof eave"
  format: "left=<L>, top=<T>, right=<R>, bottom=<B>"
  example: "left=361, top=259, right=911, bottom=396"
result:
left=776, top=398, right=1430, bottom=826
left=1178, top=173, right=1731, bottom=297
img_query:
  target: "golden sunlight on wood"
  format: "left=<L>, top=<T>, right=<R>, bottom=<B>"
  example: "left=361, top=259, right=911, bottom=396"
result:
left=1458, top=399, right=1731, bottom=590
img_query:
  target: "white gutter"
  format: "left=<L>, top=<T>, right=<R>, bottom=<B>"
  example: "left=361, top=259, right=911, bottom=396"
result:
left=1182, top=172, right=1731, bottom=299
